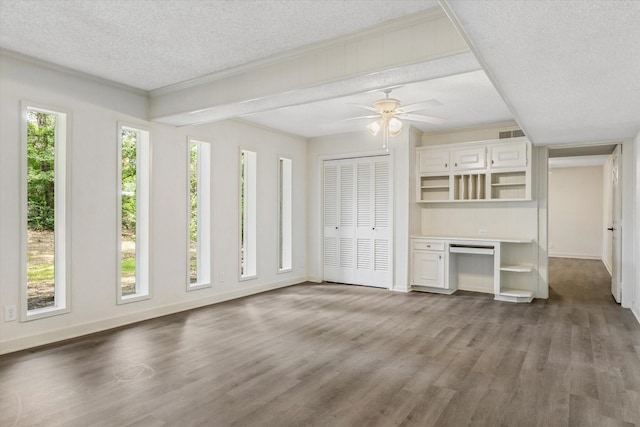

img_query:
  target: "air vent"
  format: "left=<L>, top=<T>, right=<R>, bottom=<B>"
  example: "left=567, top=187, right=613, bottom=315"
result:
left=499, top=129, right=525, bottom=139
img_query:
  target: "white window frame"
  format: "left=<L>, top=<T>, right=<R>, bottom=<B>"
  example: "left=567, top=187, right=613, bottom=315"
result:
left=187, top=138, right=211, bottom=290
left=278, top=156, right=293, bottom=273
left=117, top=122, right=151, bottom=304
left=240, top=149, right=257, bottom=280
left=21, top=102, right=71, bottom=321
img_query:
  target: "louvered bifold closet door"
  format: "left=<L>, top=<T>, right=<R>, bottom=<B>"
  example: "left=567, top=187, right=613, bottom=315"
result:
left=354, top=159, right=373, bottom=285
left=323, top=161, right=339, bottom=282
left=337, top=161, right=356, bottom=284
left=323, top=156, right=390, bottom=288
left=371, top=159, right=391, bottom=287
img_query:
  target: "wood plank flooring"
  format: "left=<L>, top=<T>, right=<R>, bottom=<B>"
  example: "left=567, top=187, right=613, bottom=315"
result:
left=1, top=258, right=639, bottom=426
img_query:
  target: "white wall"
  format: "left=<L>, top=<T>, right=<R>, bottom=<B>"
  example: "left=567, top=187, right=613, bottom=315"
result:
left=422, top=121, right=520, bottom=146
left=0, top=54, right=307, bottom=354
left=620, top=139, right=636, bottom=311
left=548, top=166, right=604, bottom=259
left=634, top=131, right=640, bottom=323
left=306, top=129, right=412, bottom=291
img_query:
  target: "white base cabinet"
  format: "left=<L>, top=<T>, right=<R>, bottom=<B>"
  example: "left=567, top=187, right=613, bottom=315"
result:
left=412, top=251, right=445, bottom=288
left=410, top=239, right=454, bottom=294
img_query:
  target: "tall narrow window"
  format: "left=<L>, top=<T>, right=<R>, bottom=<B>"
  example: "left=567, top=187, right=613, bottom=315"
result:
left=188, top=139, right=211, bottom=289
left=278, top=157, right=292, bottom=272
left=118, top=124, right=150, bottom=303
left=240, top=150, right=257, bottom=279
left=24, top=105, right=69, bottom=319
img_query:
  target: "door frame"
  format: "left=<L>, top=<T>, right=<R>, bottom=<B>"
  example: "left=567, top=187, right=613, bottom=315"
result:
left=543, top=140, right=633, bottom=308
left=611, top=144, right=623, bottom=302
left=317, top=150, right=394, bottom=290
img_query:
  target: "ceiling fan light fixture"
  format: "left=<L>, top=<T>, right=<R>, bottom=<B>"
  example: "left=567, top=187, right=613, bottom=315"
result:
left=367, top=119, right=382, bottom=136
left=388, top=117, right=403, bottom=136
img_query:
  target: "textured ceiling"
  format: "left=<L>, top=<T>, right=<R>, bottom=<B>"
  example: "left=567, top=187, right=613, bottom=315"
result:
left=443, top=0, right=640, bottom=145
left=0, top=0, right=436, bottom=91
left=5, top=0, right=634, bottom=145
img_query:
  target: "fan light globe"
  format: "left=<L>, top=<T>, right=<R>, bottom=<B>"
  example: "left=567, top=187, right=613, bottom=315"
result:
left=388, top=117, right=403, bottom=136
left=367, top=120, right=382, bottom=136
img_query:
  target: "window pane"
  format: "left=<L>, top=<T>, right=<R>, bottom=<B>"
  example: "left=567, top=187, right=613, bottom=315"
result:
left=26, top=110, right=56, bottom=310
left=188, top=140, right=211, bottom=288
left=189, top=142, right=198, bottom=283
left=279, top=158, right=292, bottom=271
left=121, top=129, right=137, bottom=296
left=240, top=150, right=257, bottom=278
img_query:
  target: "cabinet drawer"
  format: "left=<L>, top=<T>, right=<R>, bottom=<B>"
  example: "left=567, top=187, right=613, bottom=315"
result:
left=413, top=240, right=445, bottom=251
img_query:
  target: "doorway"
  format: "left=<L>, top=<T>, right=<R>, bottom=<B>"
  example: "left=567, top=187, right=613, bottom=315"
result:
left=547, top=143, right=622, bottom=303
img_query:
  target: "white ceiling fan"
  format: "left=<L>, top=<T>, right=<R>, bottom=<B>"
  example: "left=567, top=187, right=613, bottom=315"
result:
left=349, top=88, right=445, bottom=150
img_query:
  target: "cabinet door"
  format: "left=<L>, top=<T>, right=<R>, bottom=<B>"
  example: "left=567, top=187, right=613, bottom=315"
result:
left=490, top=142, right=527, bottom=168
left=412, top=251, right=445, bottom=288
left=417, top=148, right=450, bottom=173
left=452, top=146, right=486, bottom=171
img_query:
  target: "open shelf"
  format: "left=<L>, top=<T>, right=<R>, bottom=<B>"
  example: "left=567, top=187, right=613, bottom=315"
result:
left=500, top=264, right=533, bottom=273
left=495, top=289, right=534, bottom=303
left=418, top=175, right=450, bottom=202
left=490, top=171, right=527, bottom=200
left=453, top=173, right=486, bottom=200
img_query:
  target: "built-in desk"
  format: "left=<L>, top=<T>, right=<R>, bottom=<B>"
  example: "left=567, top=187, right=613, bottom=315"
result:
left=410, top=236, right=535, bottom=303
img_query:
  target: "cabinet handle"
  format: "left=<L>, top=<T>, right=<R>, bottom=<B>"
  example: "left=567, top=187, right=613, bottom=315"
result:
left=372, top=227, right=376, bottom=230
left=335, top=226, right=338, bottom=230
left=455, top=163, right=457, bottom=167
left=445, top=163, right=448, bottom=168
left=426, top=245, right=431, bottom=248
left=492, top=160, right=494, bottom=165
left=439, top=255, right=442, bottom=259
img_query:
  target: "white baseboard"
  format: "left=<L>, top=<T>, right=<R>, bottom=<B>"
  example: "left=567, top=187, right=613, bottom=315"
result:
left=549, top=253, right=601, bottom=260
left=0, top=276, right=307, bottom=355
left=602, top=257, right=613, bottom=275
left=633, top=302, right=640, bottom=326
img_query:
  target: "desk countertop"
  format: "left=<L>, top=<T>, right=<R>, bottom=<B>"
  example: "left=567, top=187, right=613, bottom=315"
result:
left=410, top=235, right=533, bottom=244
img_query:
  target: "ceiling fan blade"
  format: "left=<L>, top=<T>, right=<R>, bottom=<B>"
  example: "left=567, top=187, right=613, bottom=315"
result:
left=398, top=113, right=446, bottom=125
left=347, top=103, right=378, bottom=113
left=399, top=99, right=443, bottom=113
left=344, top=115, right=379, bottom=121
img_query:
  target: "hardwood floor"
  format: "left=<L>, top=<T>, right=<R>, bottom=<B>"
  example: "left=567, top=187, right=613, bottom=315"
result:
left=1, top=258, right=639, bottom=426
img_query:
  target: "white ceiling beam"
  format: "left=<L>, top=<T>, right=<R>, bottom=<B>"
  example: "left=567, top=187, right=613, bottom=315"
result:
left=150, top=8, right=476, bottom=127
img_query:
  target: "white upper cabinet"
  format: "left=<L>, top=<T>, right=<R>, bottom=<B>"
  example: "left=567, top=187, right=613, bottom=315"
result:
left=490, top=141, right=527, bottom=169
left=417, top=148, right=450, bottom=174
left=452, top=146, right=486, bottom=171
left=415, top=138, right=532, bottom=203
